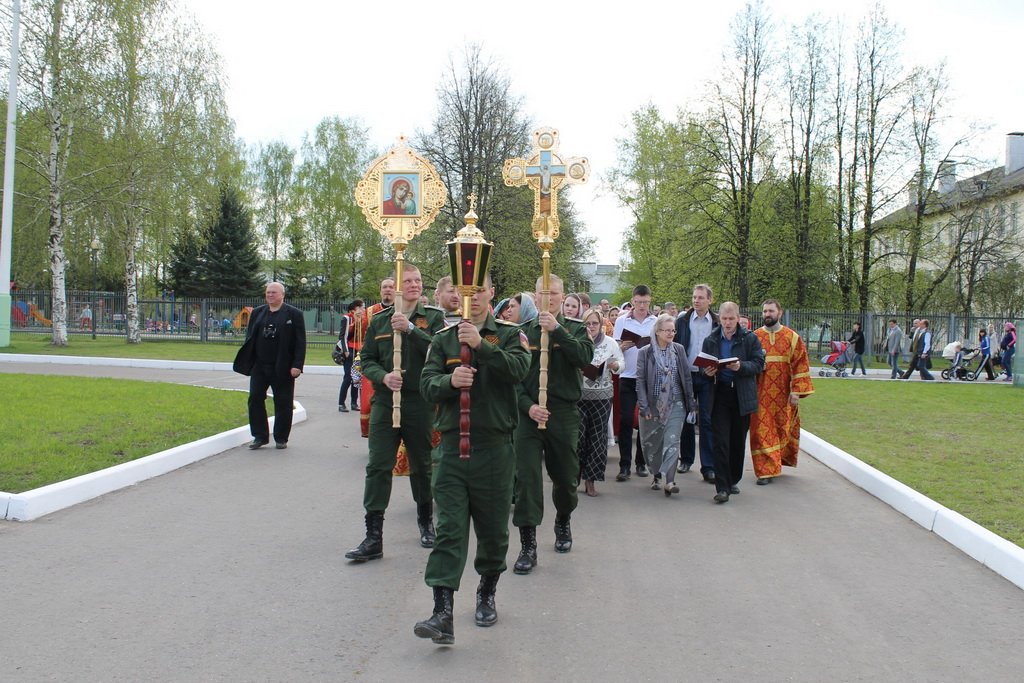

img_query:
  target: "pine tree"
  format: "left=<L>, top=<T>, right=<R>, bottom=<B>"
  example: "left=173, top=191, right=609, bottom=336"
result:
left=167, top=227, right=205, bottom=297
left=279, top=227, right=316, bottom=299
left=198, top=186, right=265, bottom=297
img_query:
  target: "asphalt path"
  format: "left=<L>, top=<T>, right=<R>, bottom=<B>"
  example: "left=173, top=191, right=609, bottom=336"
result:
left=1, top=362, right=1022, bottom=682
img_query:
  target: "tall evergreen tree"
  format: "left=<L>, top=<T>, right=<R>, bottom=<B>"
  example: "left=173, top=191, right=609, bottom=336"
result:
left=279, top=227, right=316, bottom=299
left=198, top=186, right=264, bottom=297
left=167, top=227, right=204, bottom=297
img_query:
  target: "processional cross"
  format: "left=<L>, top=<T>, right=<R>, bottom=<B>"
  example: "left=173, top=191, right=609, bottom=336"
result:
left=502, top=127, right=589, bottom=427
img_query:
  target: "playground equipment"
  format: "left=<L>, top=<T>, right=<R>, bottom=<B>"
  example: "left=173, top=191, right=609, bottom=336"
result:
left=11, top=302, right=51, bottom=327
left=233, top=307, right=253, bottom=331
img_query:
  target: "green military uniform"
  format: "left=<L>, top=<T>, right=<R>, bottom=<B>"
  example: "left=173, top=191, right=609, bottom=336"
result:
left=419, top=315, right=531, bottom=589
left=513, top=315, right=594, bottom=528
left=360, top=302, right=446, bottom=513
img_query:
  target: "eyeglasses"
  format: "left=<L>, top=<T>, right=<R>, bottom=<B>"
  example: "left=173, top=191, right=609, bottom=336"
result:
left=657, top=327, right=674, bottom=334
left=585, top=321, right=602, bottom=328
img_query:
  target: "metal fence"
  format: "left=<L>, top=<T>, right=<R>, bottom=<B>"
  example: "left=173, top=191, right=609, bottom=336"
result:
left=10, top=290, right=370, bottom=347
left=11, top=290, right=1018, bottom=358
left=737, top=307, right=1016, bottom=361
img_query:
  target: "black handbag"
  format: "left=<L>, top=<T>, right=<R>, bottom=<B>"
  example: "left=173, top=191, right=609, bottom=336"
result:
left=332, top=342, right=346, bottom=365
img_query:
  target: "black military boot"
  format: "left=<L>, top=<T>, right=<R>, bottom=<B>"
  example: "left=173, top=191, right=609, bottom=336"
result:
left=475, top=574, right=499, bottom=627
left=554, top=515, right=573, bottom=553
left=344, top=511, right=384, bottom=562
left=513, top=526, right=538, bottom=575
left=414, top=586, right=455, bottom=645
left=417, top=502, right=436, bottom=549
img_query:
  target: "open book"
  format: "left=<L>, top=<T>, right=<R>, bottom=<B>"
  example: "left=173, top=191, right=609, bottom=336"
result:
left=582, top=361, right=606, bottom=381
left=618, top=328, right=651, bottom=349
left=692, top=352, right=739, bottom=369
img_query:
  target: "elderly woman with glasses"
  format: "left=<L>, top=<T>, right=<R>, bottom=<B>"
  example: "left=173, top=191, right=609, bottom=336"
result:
left=577, top=308, right=624, bottom=496
left=636, top=313, right=696, bottom=496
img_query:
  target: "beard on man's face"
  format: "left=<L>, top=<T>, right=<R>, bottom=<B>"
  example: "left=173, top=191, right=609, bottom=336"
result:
left=763, top=315, right=778, bottom=327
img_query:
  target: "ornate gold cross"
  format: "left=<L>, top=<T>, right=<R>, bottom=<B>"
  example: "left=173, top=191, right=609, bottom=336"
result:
left=502, top=127, right=589, bottom=243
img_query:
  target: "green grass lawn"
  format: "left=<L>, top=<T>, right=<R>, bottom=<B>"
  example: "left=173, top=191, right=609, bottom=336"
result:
left=0, top=374, right=249, bottom=493
left=801, top=379, right=1024, bottom=546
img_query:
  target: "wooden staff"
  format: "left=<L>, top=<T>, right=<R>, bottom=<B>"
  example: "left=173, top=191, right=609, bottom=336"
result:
left=458, top=291, right=473, bottom=458
left=537, top=237, right=552, bottom=430
left=391, top=245, right=405, bottom=429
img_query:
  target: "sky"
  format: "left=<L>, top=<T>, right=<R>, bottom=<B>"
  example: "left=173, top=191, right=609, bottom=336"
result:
left=181, top=0, right=1024, bottom=264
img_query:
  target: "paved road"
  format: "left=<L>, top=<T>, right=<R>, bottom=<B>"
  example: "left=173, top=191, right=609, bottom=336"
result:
left=2, top=362, right=1023, bottom=682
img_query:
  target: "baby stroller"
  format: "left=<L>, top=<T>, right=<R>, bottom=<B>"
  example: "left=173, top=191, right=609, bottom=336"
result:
left=940, top=341, right=978, bottom=380
left=819, top=340, right=854, bottom=377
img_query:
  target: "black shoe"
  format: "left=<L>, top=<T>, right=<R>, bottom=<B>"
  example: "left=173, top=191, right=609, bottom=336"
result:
left=275, top=441, right=288, bottom=450
left=554, top=516, right=572, bottom=553
left=248, top=439, right=269, bottom=450
left=615, top=469, right=630, bottom=482
left=650, top=476, right=662, bottom=491
left=414, top=587, right=454, bottom=645
left=475, top=574, right=499, bottom=627
left=635, top=465, right=649, bottom=477
left=729, top=485, right=740, bottom=494
left=756, top=477, right=772, bottom=486
left=714, top=491, right=730, bottom=503
left=345, top=512, right=384, bottom=562
left=417, top=503, right=436, bottom=548
left=338, top=405, right=349, bottom=413
left=677, top=463, right=691, bottom=474
left=351, top=402, right=359, bottom=410
left=703, top=471, right=716, bottom=484
left=513, top=527, right=538, bottom=574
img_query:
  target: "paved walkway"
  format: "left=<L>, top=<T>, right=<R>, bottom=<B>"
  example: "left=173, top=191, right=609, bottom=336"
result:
left=2, top=362, right=1023, bottom=682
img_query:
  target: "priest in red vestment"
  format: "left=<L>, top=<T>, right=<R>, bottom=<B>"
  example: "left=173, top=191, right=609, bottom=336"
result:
left=750, top=299, right=814, bottom=484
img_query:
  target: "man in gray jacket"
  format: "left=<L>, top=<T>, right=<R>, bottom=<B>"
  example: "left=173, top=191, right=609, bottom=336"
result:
left=885, top=319, right=903, bottom=379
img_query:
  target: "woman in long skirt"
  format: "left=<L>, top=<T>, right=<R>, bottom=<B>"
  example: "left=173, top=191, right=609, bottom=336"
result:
left=578, top=308, right=624, bottom=496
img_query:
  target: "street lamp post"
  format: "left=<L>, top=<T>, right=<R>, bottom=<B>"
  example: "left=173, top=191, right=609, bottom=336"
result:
left=90, top=237, right=99, bottom=339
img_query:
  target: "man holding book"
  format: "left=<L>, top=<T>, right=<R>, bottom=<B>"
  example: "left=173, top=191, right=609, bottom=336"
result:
left=613, top=284, right=658, bottom=481
left=750, top=299, right=814, bottom=485
left=700, top=302, right=764, bottom=503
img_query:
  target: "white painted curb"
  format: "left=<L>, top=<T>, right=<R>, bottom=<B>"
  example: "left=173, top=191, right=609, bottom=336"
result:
left=1, top=402, right=306, bottom=521
left=802, top=428, right=1024, bottom=591
left=0, top=353, right=342, bottom=375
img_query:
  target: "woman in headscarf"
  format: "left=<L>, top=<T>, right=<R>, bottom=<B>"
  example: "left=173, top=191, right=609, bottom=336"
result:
left=497, top=292, right=538, bottom=324
left=577, top=308, right=623, bottom=496
left=562, top=293, right=584, bottom=320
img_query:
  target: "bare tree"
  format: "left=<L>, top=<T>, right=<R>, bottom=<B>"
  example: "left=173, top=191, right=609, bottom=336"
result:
left=853, top=3, right=910, bottom=312
left=697, top=1, right=775, bottom=306
left=781, top=16, right=829, bottom=306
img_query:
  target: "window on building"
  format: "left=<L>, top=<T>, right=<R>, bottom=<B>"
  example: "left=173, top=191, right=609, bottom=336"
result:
left=1012, top=202, right=1020, bottom=235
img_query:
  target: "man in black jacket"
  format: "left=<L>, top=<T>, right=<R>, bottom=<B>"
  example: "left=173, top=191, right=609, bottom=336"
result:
left=233, top=282, right=307, bottom=449
left=674, top=284, right=719, bottom=481
left=700, top=302, right=764, bottom=503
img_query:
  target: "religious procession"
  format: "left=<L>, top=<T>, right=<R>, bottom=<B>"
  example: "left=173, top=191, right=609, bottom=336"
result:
left=320, top=132, right=816, bottom=647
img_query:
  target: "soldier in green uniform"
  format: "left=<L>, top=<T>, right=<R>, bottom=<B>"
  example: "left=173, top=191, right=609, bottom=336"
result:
left=345, top=264, right=446, bottom=562
left=413, top=276, right=531, bottom=645
left=512, top=274, right=594, bottom=575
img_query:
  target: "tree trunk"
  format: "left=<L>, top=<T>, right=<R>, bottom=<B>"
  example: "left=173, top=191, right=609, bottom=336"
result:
left=47, top=109, right=68, bottom=346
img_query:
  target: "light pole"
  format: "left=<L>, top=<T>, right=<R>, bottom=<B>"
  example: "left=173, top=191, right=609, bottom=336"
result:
left=90, top=237, right=99, bottom=339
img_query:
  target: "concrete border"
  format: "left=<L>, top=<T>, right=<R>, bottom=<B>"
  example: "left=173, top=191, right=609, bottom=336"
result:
left=1, top=402, right=306, bottom=521
left=801, top=428, right=1024, bottom=591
